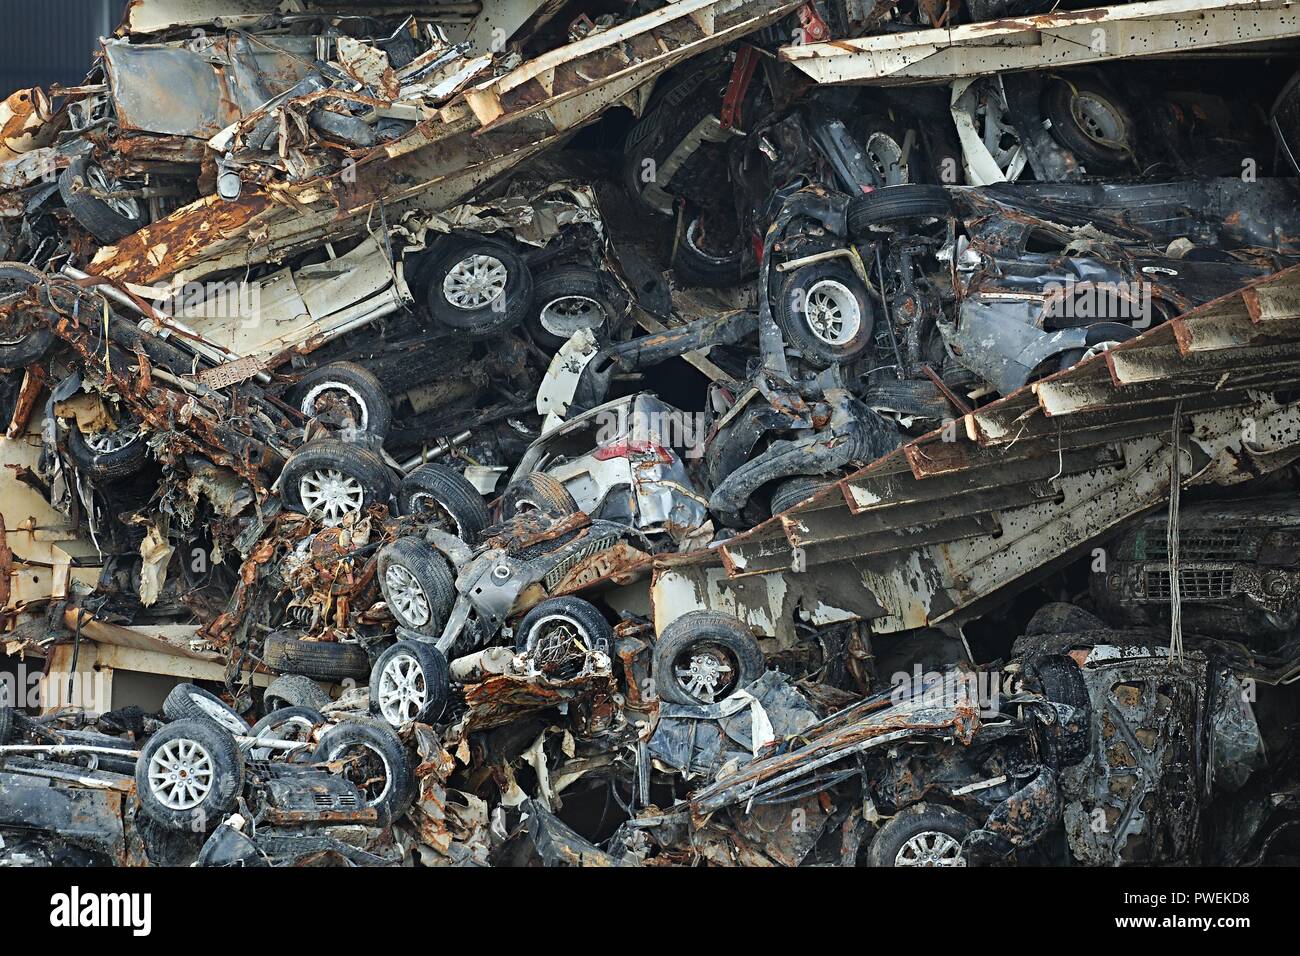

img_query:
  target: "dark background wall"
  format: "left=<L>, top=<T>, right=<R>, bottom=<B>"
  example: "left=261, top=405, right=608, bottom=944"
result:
left=0, top=0, right=127, bottom=93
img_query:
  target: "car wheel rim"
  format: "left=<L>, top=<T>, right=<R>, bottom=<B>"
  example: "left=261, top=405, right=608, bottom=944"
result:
left=539, top=295, right=604, bottom=337
left=803, top=279, right=861, bottom=346
left=685, top=219, right=737, bottom=264
left=527, top=614, right=596, bottom=674
left=443, top=254, right=508, bottom=310
left=384, top=565, right=431, bottom=627
left=298, top=468, right=366, bottom=526
left=83, top=425, right=138, bottom=454
left=865, top=132, right=908, bottom=186
left=250, top=715, right=316, bottom=761
left=1072, top=93, right=1126, bottom=148
left=406, top=492, right=465, bottom=538
left=148, top=738, right=214, bottom=810
left=1081, top=340, right=1123, bottom=362
left=189, top=693, right=246, bottom=734
left=672, top=641, right=738, bottom=704
left=301, top=381, right=369, bottom=431
left=327, top=742, right=393, bottom=804
left=87, top=163, right=142, bottom=221
left=895, top=831, right=966, bottom=867
left=378, top=651, right=428, bottom=725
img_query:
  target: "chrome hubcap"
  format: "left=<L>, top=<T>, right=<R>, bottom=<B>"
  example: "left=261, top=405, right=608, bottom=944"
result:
left=301, top=382, right=368, bottom=431
left=539, top=295, right=604, bottom=337
left=88, top=163, right=141, bottom=221
left=1073, top=93, right=1126, bottom=147
left=148, top=739, right=214, bottom=810
left=673, top=644, right=736, bottom=704
left=443, top=254, right=507, bottom=310
left=377, top=651, right=427, bottom=725
left=803, top=279, right=862, bottom=345
left=298, top=469, right=365, bottom=526
left=896, top=831, right=966, bottom=867
left=83, top=425, right=139, bottom=455
left=384, top=565, right=430, bottom=627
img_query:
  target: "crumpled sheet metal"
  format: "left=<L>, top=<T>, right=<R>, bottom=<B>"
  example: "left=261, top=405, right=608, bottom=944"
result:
left=688, top=684, right=982, bottom=816
left=650, top=262, right=1300, bottom=639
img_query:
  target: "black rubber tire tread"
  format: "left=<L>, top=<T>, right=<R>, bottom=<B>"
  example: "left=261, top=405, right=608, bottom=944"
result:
left=162, top=683, right=250, bottom=734
left=134, top=719, right=244, bottom=832
left=262, top=674, right=332, bottom=713
left=499, top=472, right=578, bottom=521
left=397, top=462, right=490, bottom=542
left=246, top=706, right=323, bottom=760
left=0, top=706, right=13, bottom=745
left=263, top=632, right=370, bottom=681
left=774, top=261, right=875, bottom=369
left=847, top=184, right=953, bottom=236
left=425, top=241, right=533, bottom=339
left=515, top=596, right=615, bottom=656
left=652, top=610, right=765, bottom=706
left=1042, top=79, right=1133, bottom=172
left=671, top=212, right=748, bottom=289
left=375, top=536, right=456, bottom=636
left=0, top=263, right=55, bottom=368
left=526, top=266, right=620, bottom=351
left=58, top=155, right=145, bottom=244
left=313, top=720, right=416, bottom=819
left=248, top=705, right=324, bottom=738
left=66, top=414, right=148, bottom=480
left=287, top=361, right=392, bottom=439
left=368, top=639, right=450, bottom=726
left=279, top=438, right=395, bottom=519
left=1032, top=654, right=1093, bottom=767
left=865, top=803, right=977, bottom=867
left=770, top=475, right=832, bottom=515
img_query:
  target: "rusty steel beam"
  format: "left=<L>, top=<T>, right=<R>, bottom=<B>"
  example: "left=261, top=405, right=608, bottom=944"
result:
left=651, top=264, right=1300, bottom=644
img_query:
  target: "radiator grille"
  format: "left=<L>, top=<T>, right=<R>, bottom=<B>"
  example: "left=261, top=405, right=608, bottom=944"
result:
left=1144, top=568, right=1234, bottom=601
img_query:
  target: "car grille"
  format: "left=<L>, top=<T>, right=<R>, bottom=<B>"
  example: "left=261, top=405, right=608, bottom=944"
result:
left=543, top=534, right=619, bottom=591
left=1144, top=567, right=1234, bottom=601
left=1143, top=529, right=1253, bottom=562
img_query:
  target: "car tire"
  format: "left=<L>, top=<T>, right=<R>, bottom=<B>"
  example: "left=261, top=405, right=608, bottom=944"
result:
left=847, top=184, right=952, bottom=236
left=865, top=803, right=975, bottom=867
left=671, top=210, right=748, bottom=289
left=1043, top=79, right=1134, bottom=172
left=1033, top=655, right=1092, bottom=767
left=262, top=674, right=331, bottom=713
left=369, top=639, right=450, bottom=727
left=280, top=438, right=395, bottom=526
left=774, top=262, right=875, bottom=369
left=515, top=596, right=615, bottom=661
left=313, top=720, right=415, bottom=819
left=499, top=472, right=578, bottom=521
left=397, top=462, right=490, bottom=542
left=263, top=631, right=370, bottom=682
left=0, top=263, right=56, bottom=369
left=526, top=266, right=620, bottom=351
left=162, top=683, right=250, bottom=735
left=58, top=155, right=146, bottom=244
left=652, top=610, right=765, bottom=705
left=0, top=705, right=13, bottom=745
left=65, top=412, right=148, bottom=481
left=425, top=240, right=533, bottom=338
left=770, top=475, right=832, bottom=515
left=246, top=706, right=323, bottom=761
left=287, top=361, right=391, bottom=440
left=135, top=719, right=244, bottom=832
left=376, top=536, right=456, bottom=636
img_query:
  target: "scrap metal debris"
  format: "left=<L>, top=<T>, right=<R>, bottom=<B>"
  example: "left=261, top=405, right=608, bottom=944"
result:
left=2, top=0, right=1300, bottom=868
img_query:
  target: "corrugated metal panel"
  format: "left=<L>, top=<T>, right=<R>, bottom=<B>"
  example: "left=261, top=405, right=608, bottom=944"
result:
left=0, top=1, right=124, bottom=92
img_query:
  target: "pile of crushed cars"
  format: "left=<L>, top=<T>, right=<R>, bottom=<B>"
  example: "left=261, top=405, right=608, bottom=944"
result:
left=3, top=0, right=1300, bottom=867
